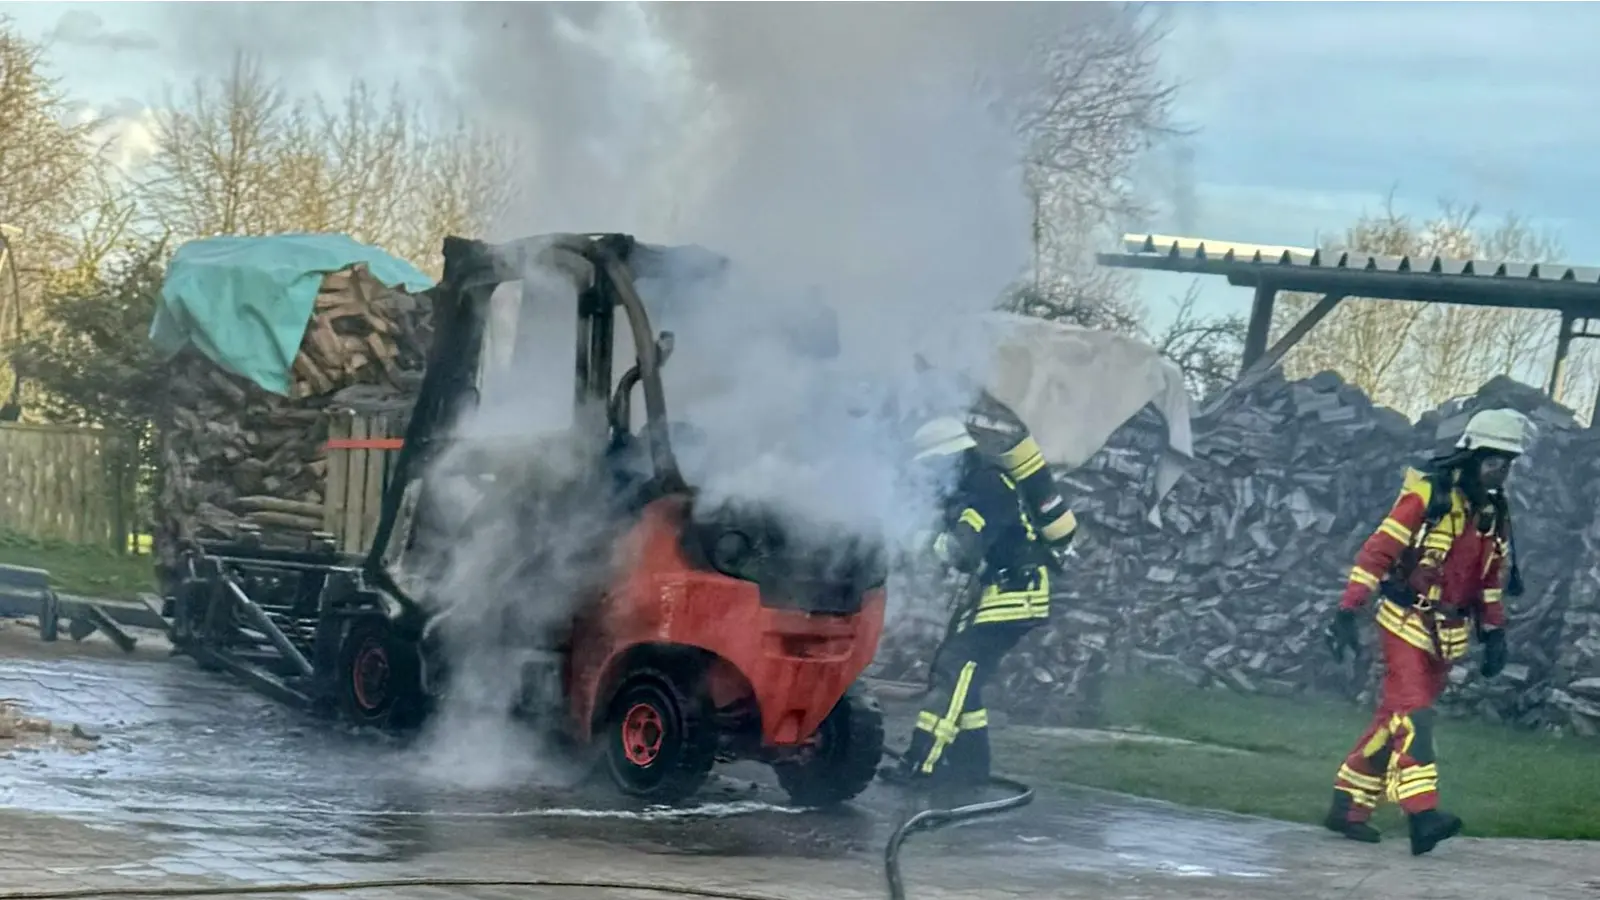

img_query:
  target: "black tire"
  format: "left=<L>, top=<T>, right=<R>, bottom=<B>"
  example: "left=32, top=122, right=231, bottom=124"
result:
left=773, top=685, right=885, bottom=808
left=336, top=618, right=423, bottom=730
left=602, top=669, right=717, bottom=804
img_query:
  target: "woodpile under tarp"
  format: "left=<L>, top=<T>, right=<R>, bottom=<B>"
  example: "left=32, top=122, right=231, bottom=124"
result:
left=874, top=368, right=1600, bottom=735
left=153, top=264, right=430, bottom=567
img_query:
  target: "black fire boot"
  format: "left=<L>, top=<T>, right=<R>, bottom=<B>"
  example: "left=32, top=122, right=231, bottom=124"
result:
left=1322, top=791, right=1381, bottom=844
left=1408, top=809, right=1463, bottom=856
left=882, top=731, right=938, bottom=788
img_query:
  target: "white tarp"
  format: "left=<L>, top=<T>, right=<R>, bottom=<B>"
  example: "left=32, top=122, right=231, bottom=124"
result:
left=941, top=313, right=1196, bottom=526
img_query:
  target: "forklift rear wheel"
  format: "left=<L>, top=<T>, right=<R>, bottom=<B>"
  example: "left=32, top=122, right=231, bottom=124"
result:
left=337, top=619, right=421, bottom=730
left=603, top=671, right=717, bottom=803
left=772, top=686, right=885, bottom=808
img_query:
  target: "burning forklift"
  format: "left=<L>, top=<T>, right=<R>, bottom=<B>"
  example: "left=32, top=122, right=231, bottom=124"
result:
left=165, top=233, right=888, bottom=806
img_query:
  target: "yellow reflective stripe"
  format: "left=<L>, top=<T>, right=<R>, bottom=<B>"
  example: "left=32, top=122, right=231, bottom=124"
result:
left=920, top=662, right=976, bottom=773
left=1041, top=509, right=1077, bottom=542
left=1484, top=589, right=1503, bottom=604
left=976, top=596, right=1035, bottom=610
left=1397, top=764, right=1438, bottom=784
left=1337, top=764, right=1383, bottom=792
left=972, top=604, right=1049, bottom=625
left=1394, top=778, right=1438, bottom=801
left=1376, top=602, right=1438, bottom=655
left=1010, top=451, right=1047, bottom=480
left=914, top=711, right=939, bottom=733
left=975, top=569, right=1050, bottom=619
left=957, top=709, right=988, bottom=729
left=1016, top=507, right=1037, bottom=542
left=1376, top=600, right=1471, bottom=660
left=959, top=508, right=986, bottom=532
left=998, top=438, right=1044, bottom=476
left=1349, top=567, right=1381, bottom=589
left=1359, top=724, right=1392, bottom=759
left=1393, top=713, right=1419, bottom=759
left=1422, top=532, right=1454, bottom=552
left=1378, top=517, right=1413, bottom=543
left=1349, top=792, right=1378, bottom=808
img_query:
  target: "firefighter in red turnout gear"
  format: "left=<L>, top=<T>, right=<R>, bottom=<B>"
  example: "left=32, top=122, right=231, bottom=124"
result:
left=1323, top=408, right=1526, bottom=855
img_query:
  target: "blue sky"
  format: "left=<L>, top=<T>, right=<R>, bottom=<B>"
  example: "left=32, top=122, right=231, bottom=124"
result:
left=4, top=1, right=1595, bottom=332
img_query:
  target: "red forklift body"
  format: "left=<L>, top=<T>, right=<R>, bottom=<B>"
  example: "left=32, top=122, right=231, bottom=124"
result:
left=566, top=493, right=886, bottom=747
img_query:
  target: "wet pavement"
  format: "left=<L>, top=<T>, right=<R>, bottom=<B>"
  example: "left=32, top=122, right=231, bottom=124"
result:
left=1, top=626, right=1595, bottom=900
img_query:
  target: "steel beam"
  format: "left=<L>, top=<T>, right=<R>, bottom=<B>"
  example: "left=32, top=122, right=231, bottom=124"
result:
left=1548, top=312, right=1576, bottom=403
left=1242, top=293, right=1345, bottom=378
left=1240, top=283, right=1276, bottom=373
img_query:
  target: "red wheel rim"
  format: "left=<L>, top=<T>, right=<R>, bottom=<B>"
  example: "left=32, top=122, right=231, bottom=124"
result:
left=352, top=641, right=390, bottom=711
left=621, top=702, right=665, bottom=766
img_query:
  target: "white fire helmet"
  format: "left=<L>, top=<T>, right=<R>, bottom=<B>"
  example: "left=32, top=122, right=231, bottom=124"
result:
left=1455, top=408, right=1530, bottom=456
left=911, top=417, right=978, bottom=461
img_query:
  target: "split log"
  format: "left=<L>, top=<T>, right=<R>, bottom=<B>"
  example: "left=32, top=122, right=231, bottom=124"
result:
left=234, top=496, right=328, bottom=519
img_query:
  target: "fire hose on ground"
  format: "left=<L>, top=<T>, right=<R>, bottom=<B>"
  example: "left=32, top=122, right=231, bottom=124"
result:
left=879, top=747, right=1037, bottom=900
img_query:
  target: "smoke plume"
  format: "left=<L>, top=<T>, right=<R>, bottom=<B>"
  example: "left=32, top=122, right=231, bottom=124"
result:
left=159, top=2, right=1103, bottom=789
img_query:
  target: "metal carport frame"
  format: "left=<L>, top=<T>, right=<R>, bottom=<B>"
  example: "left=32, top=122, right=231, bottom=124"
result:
left=1097, top=233, right=1600, bottom=423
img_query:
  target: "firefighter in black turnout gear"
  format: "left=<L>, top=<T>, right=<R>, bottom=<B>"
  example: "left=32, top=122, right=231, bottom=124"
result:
left=884, top=416, right=1071, bottom=787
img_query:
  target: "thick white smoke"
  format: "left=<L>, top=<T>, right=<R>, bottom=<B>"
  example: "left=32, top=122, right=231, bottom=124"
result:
left=406, top=4, right=1068, bottom=789
left=451, top=4, right=1041, bottom=543
left=159, top=3, right=1101, bottom=789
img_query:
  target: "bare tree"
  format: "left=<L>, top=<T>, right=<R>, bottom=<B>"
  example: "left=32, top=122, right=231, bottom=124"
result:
left=1277, top=197, right=1569, bottom=418
left=1002, top=3, right=1180, bottom=329
left=0, top=18, right=105, bottom=246
left=142, top=52, right=517, bottom=276
left=0, top=17, right=131, bottom=421
left=1146, top=280, right=1245, bottom=400
left=142, top=54, right=289, bottom=239
left=1272, top=205, right=1430, bottom=409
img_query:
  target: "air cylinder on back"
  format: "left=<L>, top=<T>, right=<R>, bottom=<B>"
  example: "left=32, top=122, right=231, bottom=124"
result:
left=963, top=389, right=1078, bottom=558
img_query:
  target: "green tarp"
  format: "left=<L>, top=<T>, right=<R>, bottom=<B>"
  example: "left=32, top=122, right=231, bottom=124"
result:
left=150, top=233, right=435, bottom=396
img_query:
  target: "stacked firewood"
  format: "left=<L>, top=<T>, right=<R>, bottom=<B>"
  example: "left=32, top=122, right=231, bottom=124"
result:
left=875, top=369, right=1600, bottom=735
left=153, top=264, right=430, bottom=568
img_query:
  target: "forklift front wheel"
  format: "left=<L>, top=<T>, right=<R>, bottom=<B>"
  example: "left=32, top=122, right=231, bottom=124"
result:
left=602, top=671, right=716, bottom=803
left=336, top=619, right=421, bottom=730
left=772, top=686, right=885, bottom=808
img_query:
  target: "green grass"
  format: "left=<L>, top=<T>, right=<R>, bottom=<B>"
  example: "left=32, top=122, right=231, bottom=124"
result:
left=996, top=675, right=1600, bottom=840
left=0, top=531, right=156, bottom=598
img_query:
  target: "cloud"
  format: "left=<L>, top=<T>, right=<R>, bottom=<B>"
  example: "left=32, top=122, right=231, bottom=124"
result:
left=94, top=105, right=160, bottom=174
left=44, top=10, right=158, bottom=52
left=60, top=97, right=161, bottom=175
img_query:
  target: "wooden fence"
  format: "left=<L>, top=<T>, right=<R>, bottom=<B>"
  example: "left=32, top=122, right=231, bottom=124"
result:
left=322, top=412, right=403, bottom=555
left=0, top=422, right=132, bottom=548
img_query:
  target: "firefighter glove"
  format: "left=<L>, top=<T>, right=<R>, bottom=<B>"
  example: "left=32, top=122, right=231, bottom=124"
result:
left=1480, top=628, right=1508, bottom=678
left=1325, top=609, right=1360, bottom=661
left=1047, top=542, right=1076, bottom=572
